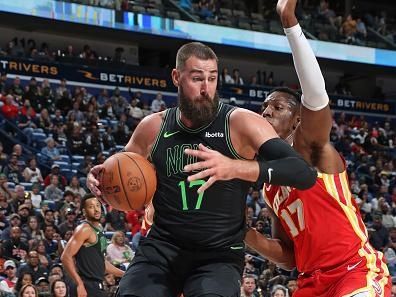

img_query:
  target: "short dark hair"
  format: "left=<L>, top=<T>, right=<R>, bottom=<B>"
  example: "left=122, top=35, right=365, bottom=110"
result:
left=269, top=87, right=301, bottom=105
left=81, top=193, right=97, bottom=211
left=176, top=42, right=218, bottom=70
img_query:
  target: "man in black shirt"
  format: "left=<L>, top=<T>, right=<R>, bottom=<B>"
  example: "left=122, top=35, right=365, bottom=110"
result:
left=61, top=194, right=123, bottom=297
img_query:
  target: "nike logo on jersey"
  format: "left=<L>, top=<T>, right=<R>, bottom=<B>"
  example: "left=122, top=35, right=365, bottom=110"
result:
left=347, top=260, right=362, bottom=271
left=164, top=131, right=180, bottom=138
left=230, top=246, right=244, bottom=250
left=267, top=168, right=273, bottom=183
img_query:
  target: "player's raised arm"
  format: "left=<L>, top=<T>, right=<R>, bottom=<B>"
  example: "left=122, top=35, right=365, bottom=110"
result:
left=277, top=0, right=344, bottom=173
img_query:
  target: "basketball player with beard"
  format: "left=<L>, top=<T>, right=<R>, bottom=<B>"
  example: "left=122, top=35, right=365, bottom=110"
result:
left=61, top=194, right=124, bottom=297
left=87, top=42, right=317, bottom=297
left=184, top=1, right=391, bottom=296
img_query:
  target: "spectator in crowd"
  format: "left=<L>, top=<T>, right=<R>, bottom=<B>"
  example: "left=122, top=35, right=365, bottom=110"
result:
left=355, top=17, right=367, bottom=41
left=271, top=284, right=288, bottom=297
left=106, top=231, right=134, bottom=268
left=104, top=208, right=126, bottom=232
left=17, top=106, right=37, bottom=144
left=150, top=92, right=166, bottom=113
left=14, top=272, right=33, bottom=296
left=50, top=279, right=68, bottom=297
left=35, top=276, right=50, bottom=296
left=0, top=95, right=18, bottom=121
left=9, top=77, right=24, bottom=99
left=64, top=176, right=86, bottom=199
left=22, top=158, right=43, bottom=184
left=232, top=68, right=244, bottom=85
left=29, top=183, right=42, bottom=209
left=57, top=208, right=77, bottom=238
left=127, top=98, right=144, bottom=129
left=286, top=277, right=297, bottom=296
left=18, top=284, right=38, bottom=297
left=3, top=153, right=23, bottom=184
left=219, top=67, right=234, bottom=85
left=17, top=250, right=48, bottom=283
left=340, top=14, right=357, bottom=43
left=24, top=216, right=44, bottom=244
left=44, top=175, right=63, bottom=202
left=240, top=274, right=257, bottom=297
left=43, top=165, right=67, bottom=189
left=110, top=87, right=128, bottom=117
left=369, top=213, right=389, bottom=251
left=102, top=126, right=116, bottom=150
left=35, top=108, right=53, bottom=134
left=67, top=126, right=86, bottom=155
left=3, top=226, right=28, bottom=263
left=31, top=239, right=51, bottom=269
left=103, top=272, right=118, bottom=297
left=39, top=209, right=56, bottom=230
left=0, top=190, right=12, bottom=217
left=42, top=224, right=59, bottom=256
left=0, top=260, right=17, bottom=294
left=17, top=204, right=31, bottom=228
left=41, top=137, right=61, bottom=162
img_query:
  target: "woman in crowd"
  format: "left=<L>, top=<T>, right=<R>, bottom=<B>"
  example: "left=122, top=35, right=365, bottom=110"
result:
left=31, top=239, right=51, bottom=268
left=23, top=158, right=43, bottom=183
left=271, top=285, right=288, bottom=297
left=50, top=279, right=68, bottom=297
left=14, top=272, right=34, bottom=296
left=19, top=284, right=38, bottom=297
left=106, top=230, right=134, bottom=268
left=64, top=176, right=86, bottom=198
left=24, top=216, right=44, bottom=244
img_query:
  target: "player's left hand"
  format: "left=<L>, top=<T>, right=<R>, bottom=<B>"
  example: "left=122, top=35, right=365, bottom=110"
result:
left=184, top=143, right=235, bottom=193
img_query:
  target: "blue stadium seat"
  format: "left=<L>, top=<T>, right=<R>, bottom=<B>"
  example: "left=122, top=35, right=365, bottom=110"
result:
left=61, top=168, right=74, bottom=181
left=72, top=155, right=85, bottom=162
left=59, top=155, right=71, bottom=162
left=54, top=161, right=71, bottom=170
left=32, top=132, right=48, bottom=148
left=7, top=182, right=15, bottom=190
left=20, top=182, right=33, bottom=191
left=105, top=232, right=115, bottom=240
left=72, top=162, right=81, bottom=169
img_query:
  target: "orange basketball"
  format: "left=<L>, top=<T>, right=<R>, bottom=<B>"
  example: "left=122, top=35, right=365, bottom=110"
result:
left=99, top=152, right=157, bottom=211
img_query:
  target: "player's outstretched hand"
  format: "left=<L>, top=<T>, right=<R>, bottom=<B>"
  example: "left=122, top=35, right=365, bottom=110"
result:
left=184, top=143, right=235, bottom=193
left=86, top=164, right=105, bottom=197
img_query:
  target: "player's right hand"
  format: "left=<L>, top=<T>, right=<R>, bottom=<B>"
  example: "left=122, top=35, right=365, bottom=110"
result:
left=77, top=284, right=87, bottom=297
left=86, top=164, right=105, bottom=198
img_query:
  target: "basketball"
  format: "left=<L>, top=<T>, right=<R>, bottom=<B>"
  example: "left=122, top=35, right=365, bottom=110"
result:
left=99, top=152, right=157, bottom=211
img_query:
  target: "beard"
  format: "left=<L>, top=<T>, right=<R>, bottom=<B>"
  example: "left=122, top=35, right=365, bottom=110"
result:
left=178, top=86, right=219, bottom=128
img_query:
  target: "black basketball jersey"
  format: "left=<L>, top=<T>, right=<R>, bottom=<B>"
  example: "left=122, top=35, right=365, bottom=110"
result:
left=150, top=103, right=250, bottom=250
left=75, top=221, right=107, bottom=282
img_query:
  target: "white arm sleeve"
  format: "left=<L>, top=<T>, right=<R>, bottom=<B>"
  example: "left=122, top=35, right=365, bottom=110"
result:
left=284, top=24, right=329, bottom=111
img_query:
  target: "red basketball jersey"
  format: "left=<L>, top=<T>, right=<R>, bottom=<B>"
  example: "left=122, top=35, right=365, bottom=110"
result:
left=263, top=168, right=387, bottom=276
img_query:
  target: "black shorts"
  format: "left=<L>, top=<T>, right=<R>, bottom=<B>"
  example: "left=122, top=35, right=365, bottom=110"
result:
left=117, top=236, right=244, bottom=297
left=83, top=279, right=107, bottom=297
left=68, top=278, right=107, bottom=297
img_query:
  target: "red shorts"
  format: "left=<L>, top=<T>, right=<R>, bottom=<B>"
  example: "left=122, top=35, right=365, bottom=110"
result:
left=294, top=258, right=391, bottom=297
